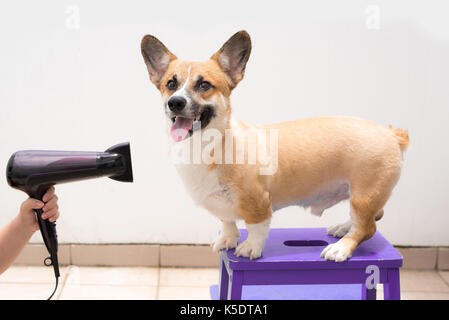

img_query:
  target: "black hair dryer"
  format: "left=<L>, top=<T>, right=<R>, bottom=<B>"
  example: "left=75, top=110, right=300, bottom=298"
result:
left=6, top=142, right=133, bottom=299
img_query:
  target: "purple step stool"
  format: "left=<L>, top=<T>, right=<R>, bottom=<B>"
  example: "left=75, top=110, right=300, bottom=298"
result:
left=210, top=228, right=402, bottom=300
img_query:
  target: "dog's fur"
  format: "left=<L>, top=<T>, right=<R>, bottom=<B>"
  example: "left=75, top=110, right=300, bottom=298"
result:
left=141, top=31, right=409, bottom=261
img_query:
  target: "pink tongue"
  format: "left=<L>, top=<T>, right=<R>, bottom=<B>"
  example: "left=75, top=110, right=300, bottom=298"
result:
left=170, top=117, right=194, bottom=142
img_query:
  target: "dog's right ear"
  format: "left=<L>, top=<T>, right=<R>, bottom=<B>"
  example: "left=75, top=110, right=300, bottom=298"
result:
left=141, top=35, right=177, bottom=88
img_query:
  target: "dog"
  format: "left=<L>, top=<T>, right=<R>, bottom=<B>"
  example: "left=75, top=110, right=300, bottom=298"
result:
left=140, top=30, right=409, bottom=262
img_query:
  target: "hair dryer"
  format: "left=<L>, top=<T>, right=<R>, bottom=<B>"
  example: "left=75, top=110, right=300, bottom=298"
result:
left=6, top=142, right=133, bottom=299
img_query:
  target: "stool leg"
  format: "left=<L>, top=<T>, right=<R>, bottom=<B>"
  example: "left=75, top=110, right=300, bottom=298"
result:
left=228, top=270, right=243, bottom=300
left=361, top=284, right=377, bottom=300
left=383, top=269, right=401, bottom=300
left=218, top=257, right=229, bottom=300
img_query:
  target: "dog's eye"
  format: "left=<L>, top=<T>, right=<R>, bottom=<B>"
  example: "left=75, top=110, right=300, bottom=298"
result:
left=166, top=79, right=177, bottom=91
left=199, top=81, right=212, bottom=91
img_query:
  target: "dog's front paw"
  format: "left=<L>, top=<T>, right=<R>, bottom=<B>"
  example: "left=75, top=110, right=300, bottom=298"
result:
left=320, top=240, right=353, bottom=262
left=234, top=239, right=264, bottom=260
left=212, top=234, right=240, bottom=253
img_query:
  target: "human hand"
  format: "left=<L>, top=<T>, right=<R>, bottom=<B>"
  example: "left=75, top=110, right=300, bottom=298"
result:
left=18, top=187, right=60, bottom=232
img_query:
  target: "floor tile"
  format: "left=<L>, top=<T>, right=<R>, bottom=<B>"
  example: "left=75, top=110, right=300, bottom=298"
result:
left=158, top=286, right=211, bottom=300
left=438, top=271, right=449, bottom=285
left=0, top=283, right=63, bottom=300
left=58, top=284, right=157, bottom=300
left=401, top=291, right=449, bottom=300
left=8, top=266, right=448, bottom=300
left=0, top=266, right=68, bottom=284
left=159, top=267, right=219, bottom=287
left=65, top=266, right=159, bottom=286
left=400, top=270, right=449, bottom=292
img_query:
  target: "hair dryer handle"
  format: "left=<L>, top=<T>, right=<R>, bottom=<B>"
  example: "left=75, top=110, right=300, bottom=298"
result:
left=34, top=208, right=60, bottom=278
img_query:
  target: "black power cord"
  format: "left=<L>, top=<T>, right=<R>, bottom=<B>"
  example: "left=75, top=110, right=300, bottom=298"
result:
left=43, top=255, right=60, bottom=300
left=47, top=276, right=59, bottom=300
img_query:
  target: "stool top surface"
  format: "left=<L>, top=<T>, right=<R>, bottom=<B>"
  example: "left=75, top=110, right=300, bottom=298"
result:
left=224, top=228, right=402, bottom=270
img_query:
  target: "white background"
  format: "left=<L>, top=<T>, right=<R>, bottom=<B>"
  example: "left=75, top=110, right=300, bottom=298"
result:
left=0, top=1, right=448, bottom=246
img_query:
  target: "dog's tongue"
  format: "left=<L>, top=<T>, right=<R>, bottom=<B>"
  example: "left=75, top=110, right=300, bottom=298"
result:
left=170, top=116, right=194, bottom=142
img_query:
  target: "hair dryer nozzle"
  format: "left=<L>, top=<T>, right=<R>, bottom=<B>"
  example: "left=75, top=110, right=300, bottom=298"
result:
left=105, top=142, right=133, bottom=183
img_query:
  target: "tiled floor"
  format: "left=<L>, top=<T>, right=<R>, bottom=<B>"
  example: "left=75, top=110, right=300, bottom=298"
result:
left=0, top=266, right=448, bottom=300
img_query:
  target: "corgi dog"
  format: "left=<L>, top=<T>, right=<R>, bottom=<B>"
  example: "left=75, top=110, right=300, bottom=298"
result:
left=140, top=31, right=409, bottom=262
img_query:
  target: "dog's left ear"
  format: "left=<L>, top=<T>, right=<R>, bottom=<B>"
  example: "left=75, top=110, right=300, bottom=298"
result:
left=211, top=31, right=252, bottom=88
left=141, top=35, right=177, bottom=88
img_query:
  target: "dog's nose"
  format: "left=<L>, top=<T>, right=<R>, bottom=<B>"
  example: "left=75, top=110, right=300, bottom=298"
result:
left=168, top=96, right=187, bottom=112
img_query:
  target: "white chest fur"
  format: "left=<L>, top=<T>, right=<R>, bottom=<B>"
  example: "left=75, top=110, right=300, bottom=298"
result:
left=168, top=117, right=242, bottom=222
left=174, top=163, right=239, bottom=221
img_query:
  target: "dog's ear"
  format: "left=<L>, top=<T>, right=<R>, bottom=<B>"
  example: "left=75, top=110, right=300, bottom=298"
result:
left=141, top=35, right=177, bottom=88
left=211, top=30, right=252, bottom=88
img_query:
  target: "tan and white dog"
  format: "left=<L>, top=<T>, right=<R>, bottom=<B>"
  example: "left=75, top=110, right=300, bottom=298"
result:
left=141, top=31, right=409, bottom=262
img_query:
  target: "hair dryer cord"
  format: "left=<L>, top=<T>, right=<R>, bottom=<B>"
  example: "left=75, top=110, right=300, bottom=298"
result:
left=47, top=275, right=59, bottom=300
left=43, top=255, right=59, bottom=300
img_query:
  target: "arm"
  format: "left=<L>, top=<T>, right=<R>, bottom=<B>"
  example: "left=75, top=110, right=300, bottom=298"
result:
left=0, top=187, right=60, bottom=275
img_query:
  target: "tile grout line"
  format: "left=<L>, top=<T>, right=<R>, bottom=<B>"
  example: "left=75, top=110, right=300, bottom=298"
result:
left=155, top=246, right=161, bottom=300
left=52, top=244, right=72, bottom=300
left=435, top=249, right=439, bottom=270
left=155, top=267, right=161, bottom=300
left=54, top=265, right=72, bottom=300
left=436, top=270, right=449, bottom=289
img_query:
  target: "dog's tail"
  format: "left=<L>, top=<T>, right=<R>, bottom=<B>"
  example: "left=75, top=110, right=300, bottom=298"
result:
left=388, top=125, right=410, bottom=152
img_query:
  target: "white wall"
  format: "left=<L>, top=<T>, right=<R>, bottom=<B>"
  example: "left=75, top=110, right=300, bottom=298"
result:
left=0, top=0, right=448, bottom=246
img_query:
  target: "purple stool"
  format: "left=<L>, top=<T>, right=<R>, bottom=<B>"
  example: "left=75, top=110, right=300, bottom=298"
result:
left=210, top=228, right=402, bottom=300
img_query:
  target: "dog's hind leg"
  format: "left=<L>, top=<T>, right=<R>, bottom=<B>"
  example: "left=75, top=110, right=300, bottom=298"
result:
left=321, top=157, right=401, bottom=262
left=321, top=197, right=379, bottom=262
left=375, top=209, right=384, bottom=221
left=327, top=208, right=384, bottom=239
left=327, top=220, right=352, bottom=238
left=321, top=177, right=394, bottom=262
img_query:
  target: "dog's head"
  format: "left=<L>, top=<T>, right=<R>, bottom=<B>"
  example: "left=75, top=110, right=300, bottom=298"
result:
left=141, top=31, right=251, bottom=142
